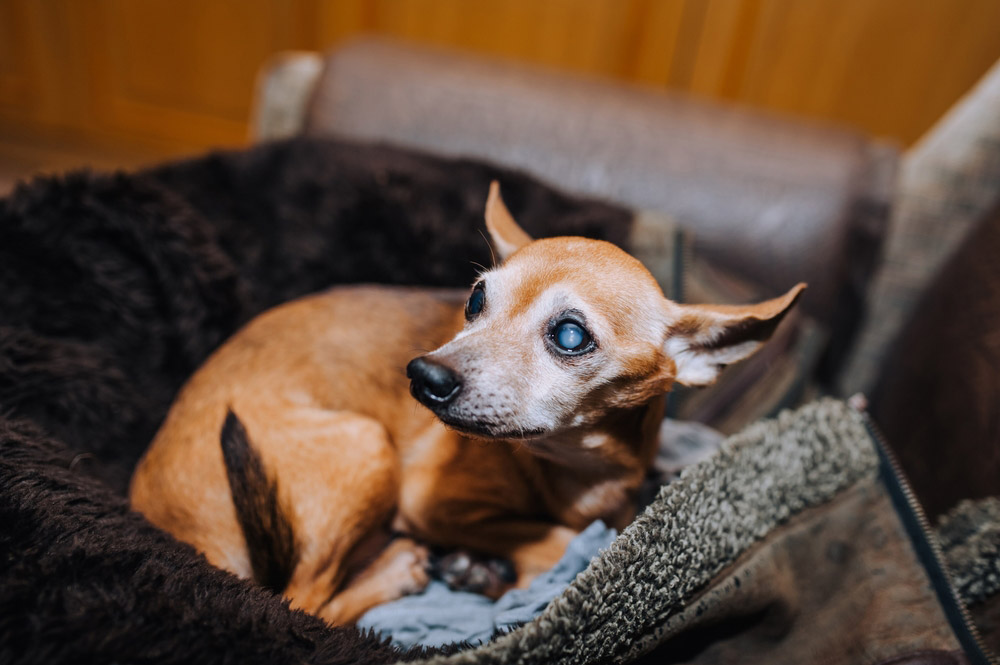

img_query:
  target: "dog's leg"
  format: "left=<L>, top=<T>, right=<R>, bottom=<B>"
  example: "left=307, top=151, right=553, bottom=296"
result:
left=444, top=521, right=578, bottom=590
left=430, top=550, right=516, bottom=598
left=244, top=407, right=411, bottom=621
left=317, top=536, right=430, bottom=625
left=502, top=523, right=579, bottom=588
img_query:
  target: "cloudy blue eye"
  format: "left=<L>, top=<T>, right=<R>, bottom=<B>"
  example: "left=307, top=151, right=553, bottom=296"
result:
left=553, top=320, right=590, bottom=352
left=465, top=283, right=485, bottom=320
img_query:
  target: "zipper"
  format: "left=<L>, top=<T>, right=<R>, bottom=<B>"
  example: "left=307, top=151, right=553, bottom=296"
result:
left=849, top=395, right=998, bottom=665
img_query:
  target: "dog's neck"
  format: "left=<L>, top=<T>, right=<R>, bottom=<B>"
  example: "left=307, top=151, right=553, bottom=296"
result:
left=512, top=394, right=665, bottom=531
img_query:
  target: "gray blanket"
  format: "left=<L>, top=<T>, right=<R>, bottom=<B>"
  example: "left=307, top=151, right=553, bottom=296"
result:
left=357, top=521, right=617, bottom=648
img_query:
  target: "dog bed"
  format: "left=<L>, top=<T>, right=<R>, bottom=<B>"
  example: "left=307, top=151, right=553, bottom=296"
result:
left=1, top=138, right=996, bottom=664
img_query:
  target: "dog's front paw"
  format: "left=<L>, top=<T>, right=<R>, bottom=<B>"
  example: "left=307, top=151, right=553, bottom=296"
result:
left=382, top=538, right=431, bottom=597
left=430, top=550, right=516, bottom=599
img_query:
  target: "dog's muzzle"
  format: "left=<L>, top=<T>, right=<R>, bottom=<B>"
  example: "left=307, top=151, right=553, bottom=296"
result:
left=407, top=357, right=461, bottom=407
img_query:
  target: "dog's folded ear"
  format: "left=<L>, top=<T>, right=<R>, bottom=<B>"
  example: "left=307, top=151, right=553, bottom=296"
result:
left=485, top=181, right=533, bottom=262
left=664, top=283, right=806, bottom=387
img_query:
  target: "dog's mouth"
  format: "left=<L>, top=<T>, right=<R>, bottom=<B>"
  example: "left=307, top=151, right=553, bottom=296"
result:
left=432, top=411, right=546, bottom=441
left=407, top=367, right=549, bottom=440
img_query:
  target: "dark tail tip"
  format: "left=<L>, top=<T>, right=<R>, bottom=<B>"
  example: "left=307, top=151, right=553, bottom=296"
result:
left=220, top=409, right=296, bottom=593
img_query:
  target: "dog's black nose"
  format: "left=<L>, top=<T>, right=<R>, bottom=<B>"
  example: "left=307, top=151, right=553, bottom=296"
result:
left=407, top=357, right=461, bottom=406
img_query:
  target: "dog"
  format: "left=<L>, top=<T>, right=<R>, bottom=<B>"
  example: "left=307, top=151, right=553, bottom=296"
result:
left=129, top=182, right=804, bottom=625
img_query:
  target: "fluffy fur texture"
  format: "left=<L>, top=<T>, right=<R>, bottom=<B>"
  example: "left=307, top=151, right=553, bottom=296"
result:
left=937, top=497, right=1000, bottom=607
left=0, top=138, right=631, bottom=664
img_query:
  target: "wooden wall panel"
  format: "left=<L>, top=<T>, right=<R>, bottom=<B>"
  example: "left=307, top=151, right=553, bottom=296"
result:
left=0, top=1, right=31, bottom=108
left=78, top=0, right=299, bottom=149
left=683, top=0, right=1000, bottom=143
left=0, top=0, right=999, bottom=159
left=309, top=0, right=1000, bottom=145
left=0, top=1, right=79, bottom=127
left=316, top=0, right=683, bottom=82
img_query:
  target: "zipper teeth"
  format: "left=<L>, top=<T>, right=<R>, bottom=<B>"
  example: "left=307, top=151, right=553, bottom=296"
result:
left=854, top=403, right=998, bottom=665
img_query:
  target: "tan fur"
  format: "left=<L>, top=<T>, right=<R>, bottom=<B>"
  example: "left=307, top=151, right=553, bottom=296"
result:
left=130, top=183, right=804, bottom=625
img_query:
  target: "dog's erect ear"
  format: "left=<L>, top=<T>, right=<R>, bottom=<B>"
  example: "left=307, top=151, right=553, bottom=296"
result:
left=485, top=181, right=533, bottom=262
left=664, top=283, right=806, bottom=387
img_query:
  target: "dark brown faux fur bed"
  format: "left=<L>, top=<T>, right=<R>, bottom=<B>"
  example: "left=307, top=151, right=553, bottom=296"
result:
left=4, top=138, right=999, bottom=665
left=0, top=138, right=633, bottom=665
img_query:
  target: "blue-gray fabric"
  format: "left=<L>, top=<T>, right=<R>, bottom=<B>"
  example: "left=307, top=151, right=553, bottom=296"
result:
left=357, top=520, right=617, bottom=648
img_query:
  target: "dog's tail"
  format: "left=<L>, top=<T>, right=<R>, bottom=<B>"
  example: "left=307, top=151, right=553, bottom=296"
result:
left=220, top=409, right=297, bottom=593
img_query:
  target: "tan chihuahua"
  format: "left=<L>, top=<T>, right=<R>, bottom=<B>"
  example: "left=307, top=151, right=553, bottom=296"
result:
left=130, top=182, right=804, bottom=625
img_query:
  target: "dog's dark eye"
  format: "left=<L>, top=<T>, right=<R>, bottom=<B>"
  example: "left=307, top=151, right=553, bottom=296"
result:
left=465, top=283, right=485, bottom=320
left=553, top=320, right=591, bottom=353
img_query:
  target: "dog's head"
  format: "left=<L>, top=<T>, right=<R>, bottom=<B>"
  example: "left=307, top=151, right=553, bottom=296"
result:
left=408, top=182, right=804, bottom=443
